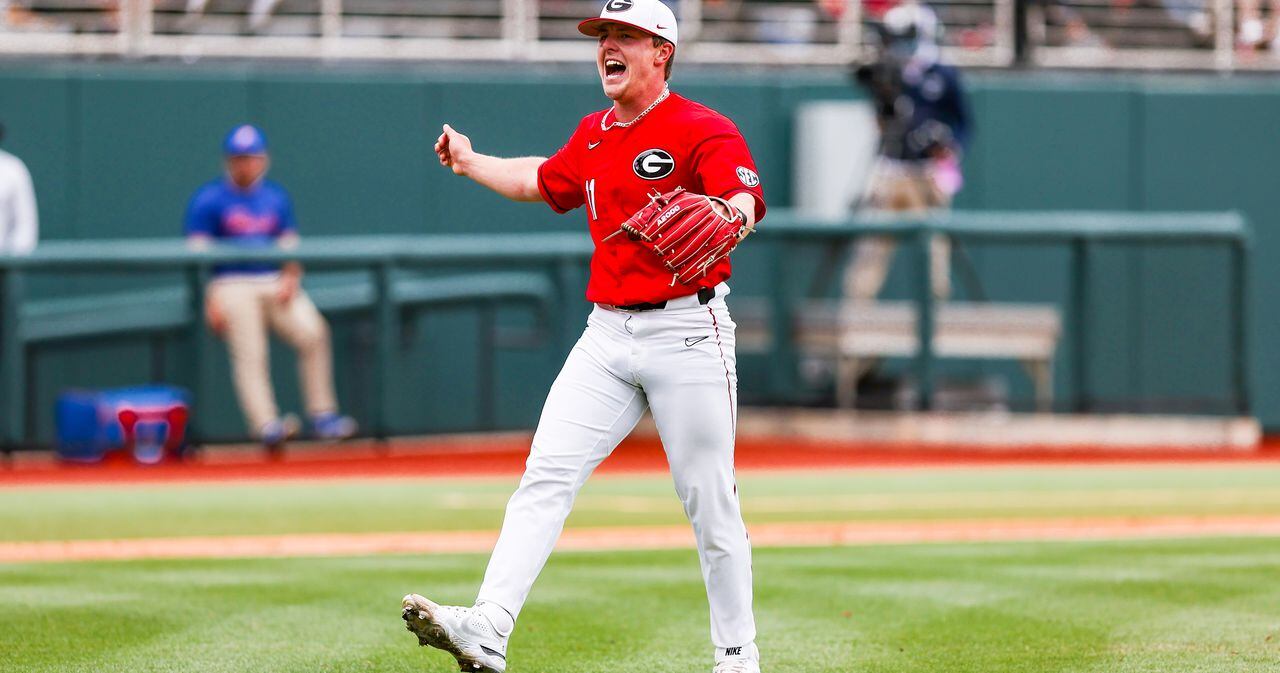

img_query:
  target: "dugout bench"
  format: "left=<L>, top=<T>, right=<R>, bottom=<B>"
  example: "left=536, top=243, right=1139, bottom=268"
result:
left=0, top=234, right=593, bottom=449
left=735, top=300, right=1062, bottom=410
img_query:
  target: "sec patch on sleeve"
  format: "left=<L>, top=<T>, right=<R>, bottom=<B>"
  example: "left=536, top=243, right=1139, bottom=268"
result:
left=736, top=166, right=760, bottom=187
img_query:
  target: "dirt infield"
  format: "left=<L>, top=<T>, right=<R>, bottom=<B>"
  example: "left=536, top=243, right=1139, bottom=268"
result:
left=5, top=434, right=1280, bottom=487
left=5, top=515, right=1279, bottom=564
left=6, top=434, right=1279, bottom=564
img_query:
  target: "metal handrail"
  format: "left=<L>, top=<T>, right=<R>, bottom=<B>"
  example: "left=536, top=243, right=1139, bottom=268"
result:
left=762, top=210, right=1251, bottom=242
left=0, top=234, right=594, bottom=270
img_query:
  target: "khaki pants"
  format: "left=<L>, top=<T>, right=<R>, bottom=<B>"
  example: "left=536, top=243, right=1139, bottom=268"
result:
left=844, top=165, right=953, bottom=302
left=208, top=276, right=337, bottom=435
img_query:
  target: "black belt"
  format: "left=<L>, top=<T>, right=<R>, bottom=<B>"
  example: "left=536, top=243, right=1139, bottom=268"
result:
left=615, top=286, right=716, bottom=312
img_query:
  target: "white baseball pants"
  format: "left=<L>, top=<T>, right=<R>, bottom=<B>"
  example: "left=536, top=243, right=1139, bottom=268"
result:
left=476, top=282, right=756, bottom=650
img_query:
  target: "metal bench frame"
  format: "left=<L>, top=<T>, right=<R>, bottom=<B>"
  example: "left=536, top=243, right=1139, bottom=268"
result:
left=760, top=210, right=1252, bottom=413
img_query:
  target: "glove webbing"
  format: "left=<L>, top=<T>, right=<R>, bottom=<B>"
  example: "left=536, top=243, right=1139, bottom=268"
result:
left=654, top=204, right=731, bottom=265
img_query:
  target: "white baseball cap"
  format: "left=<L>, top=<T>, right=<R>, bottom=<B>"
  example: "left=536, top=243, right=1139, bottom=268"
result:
left=579, top=0, right=679, bottom=46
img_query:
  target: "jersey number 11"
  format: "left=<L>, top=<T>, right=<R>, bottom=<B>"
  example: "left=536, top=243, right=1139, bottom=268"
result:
left=585, top=178, right=598, bottom=221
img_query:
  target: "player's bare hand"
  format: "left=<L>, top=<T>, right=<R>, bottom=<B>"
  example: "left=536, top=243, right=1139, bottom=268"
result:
left=435, top=124, right=472, bottom=176
left=205, top=295, right=227, bottom=335
left=709, top=196, right=752, bottom=239
left=709, top=199, right=733, bottom=220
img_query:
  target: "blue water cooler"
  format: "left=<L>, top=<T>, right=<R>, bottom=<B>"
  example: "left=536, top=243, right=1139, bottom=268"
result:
left=55, top=385, right=192, bottom=463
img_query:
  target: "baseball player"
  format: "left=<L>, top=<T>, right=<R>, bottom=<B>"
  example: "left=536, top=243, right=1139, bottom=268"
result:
left=400, top=2, right=765, bottom=672
left=184, top=124, right=357, bottom=449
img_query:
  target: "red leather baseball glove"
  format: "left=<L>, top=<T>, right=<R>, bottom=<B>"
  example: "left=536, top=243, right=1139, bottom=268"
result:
left=608, top=187, right=754, bottom=286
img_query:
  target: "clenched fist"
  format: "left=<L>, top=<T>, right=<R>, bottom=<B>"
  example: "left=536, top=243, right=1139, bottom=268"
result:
left=435, top=124, right=473, bottom=176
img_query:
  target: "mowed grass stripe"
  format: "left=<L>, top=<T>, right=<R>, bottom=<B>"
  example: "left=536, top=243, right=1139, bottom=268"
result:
left=3, top=539, right=1280, bottom=672
left=2, top=464, right=1279, bottom=543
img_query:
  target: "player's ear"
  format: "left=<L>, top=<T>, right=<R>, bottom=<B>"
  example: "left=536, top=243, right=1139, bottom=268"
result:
left=654, top=41, right=674, bottom=69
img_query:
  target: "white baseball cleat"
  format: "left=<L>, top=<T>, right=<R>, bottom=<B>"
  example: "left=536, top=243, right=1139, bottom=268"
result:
left=401, top=594, right=508, bottom=673
left=713, top=643, right=761, bottom=673
left=713, top=657, right=761, bottom=673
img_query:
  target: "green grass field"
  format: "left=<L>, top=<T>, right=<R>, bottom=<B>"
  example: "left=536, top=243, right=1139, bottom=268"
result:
left=4, top=465, right=1280, bottom=541
left=3, top=463, right=1279, bottom=672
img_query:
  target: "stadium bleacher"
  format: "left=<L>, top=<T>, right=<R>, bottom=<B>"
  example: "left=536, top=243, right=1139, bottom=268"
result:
left=1, top=0, right=1275, bottom=70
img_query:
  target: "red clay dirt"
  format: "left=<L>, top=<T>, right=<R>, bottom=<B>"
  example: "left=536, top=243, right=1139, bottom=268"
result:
left=3, top=434, right=1280, bottom=487
left=5, top=515, right=1279, bottom=564
left=4, top=435, right=1279, bottom=564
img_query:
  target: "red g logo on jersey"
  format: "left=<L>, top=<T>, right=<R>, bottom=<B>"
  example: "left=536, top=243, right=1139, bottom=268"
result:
left=633, top=149, right=676, bottom=180
left=606, top=0, right=633, bottom=11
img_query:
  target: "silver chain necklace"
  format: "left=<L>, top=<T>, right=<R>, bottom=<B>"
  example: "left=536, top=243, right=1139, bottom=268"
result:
left=601, top=86, right=670, bottom=131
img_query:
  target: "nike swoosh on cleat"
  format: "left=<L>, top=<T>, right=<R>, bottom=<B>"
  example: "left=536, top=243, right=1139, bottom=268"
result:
left=480, top=646, right=506, bottom=661
left=684, top=336, right=709, bottom=347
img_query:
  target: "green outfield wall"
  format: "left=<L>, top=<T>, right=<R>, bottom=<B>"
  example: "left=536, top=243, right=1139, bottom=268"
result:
left=0, top=63, right=1274, bottom=442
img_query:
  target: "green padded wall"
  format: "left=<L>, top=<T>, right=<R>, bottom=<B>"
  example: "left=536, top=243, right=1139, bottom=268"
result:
left=3, top=63, right=1277, bottom=443
left=422, top=68, right=602, bottom=235
left=1137, top=82, right=1280, bottom=412
left=0, top=70, right=75, bottom=251
left=250, top=73, right=431, bottom=235
left=966, top=78, right=1145, bottom=405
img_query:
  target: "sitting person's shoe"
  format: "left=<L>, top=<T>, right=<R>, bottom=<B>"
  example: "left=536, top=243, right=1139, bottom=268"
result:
left=260, top=414, right=301, bottom=450
left=311, top=411, right=357, bottom=440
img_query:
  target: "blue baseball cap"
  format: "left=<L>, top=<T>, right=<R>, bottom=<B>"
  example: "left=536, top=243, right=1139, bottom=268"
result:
left=223, top=124, right=268, bottom=156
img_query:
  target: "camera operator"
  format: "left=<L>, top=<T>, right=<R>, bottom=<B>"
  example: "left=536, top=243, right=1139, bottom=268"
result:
left=844, top=2, right=971, bottom=303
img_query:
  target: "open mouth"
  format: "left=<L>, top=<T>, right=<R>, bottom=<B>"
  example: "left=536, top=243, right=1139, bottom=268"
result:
left=604, top=59, right=627, bottom=81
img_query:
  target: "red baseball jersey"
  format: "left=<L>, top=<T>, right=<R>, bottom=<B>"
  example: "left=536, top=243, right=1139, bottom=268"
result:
left=537, top=92, right=766, bottom=306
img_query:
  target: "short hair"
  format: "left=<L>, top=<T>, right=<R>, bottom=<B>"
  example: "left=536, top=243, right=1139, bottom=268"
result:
left=653, top=36, right=674, bottom=81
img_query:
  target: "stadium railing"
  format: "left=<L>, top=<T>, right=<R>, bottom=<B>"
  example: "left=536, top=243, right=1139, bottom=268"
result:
left=1, top=0, right=1275, bottom=71
left=0, top=211, right=1252, bottom=448
left=0, top=234, right=592, bottom=448
left=758, top=209, right=1252, bottom=412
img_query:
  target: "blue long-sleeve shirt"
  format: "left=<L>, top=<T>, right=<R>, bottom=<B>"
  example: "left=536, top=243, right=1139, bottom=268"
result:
left=883, top=60, right=971, bottom=162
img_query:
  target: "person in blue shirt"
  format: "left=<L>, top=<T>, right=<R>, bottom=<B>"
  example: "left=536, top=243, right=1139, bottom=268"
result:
left=846, top=2, right=971, bottom=303
left=185, top=124, right=356, bottom=448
